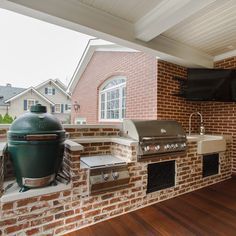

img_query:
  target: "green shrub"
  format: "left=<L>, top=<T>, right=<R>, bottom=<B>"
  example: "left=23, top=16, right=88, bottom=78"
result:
left=0, top=113, right=14, bottom=124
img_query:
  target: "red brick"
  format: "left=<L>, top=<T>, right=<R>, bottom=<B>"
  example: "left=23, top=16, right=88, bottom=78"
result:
left=31, top=216, right=53, bottom=227
left=40, top=193, right=60, bottom=201
left=43, top=220, right=63, bottom=231
left=55, top=210, right=74, bottom=219
left=17, top=197, right=38, bottom=207
left=84, top=209, right=101, bottom=218
left=65, top=215, right=82, bottom=224
left=2, top=202, right=13, bottom=211
left=5, top=222, right=29, bottom=234
left=26, top=228, right=40, bottom=236
left=0, top=219, right=16, bottom=227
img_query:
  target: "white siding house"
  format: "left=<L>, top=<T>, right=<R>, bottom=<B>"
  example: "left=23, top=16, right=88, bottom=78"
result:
left=1, top=79, right=71, bottom=123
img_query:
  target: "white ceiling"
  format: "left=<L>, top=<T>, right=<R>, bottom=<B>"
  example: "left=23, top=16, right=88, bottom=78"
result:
left=76, top=0, right=164, bottom=23
left=163, top=0, right=236, bottom=56
left=1, top=0, right=236, bottom=67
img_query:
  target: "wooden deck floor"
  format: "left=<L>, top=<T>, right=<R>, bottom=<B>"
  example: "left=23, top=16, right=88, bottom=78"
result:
left=66, top=177, right=236, bottom=236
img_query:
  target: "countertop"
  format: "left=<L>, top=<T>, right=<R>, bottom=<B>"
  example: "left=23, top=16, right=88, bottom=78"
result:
left=73, top=136, right=138, bottom=147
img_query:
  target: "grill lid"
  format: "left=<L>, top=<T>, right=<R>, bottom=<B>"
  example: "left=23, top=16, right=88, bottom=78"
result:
left=8, top=104, right=65, bottom=141
left=123, top=120, right=186, bottom=141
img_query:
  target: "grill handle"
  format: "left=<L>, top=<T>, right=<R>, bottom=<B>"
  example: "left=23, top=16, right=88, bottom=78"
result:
left=25, top=134, right=58, bottom=141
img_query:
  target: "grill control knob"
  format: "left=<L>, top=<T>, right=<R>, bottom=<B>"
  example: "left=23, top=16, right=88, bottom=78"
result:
left=146, top=146, right=150, bottom=151
left=102, top=172, right=109, bottom=181
left=165, top=144, right=170, bottom=150
left=112, top=171, right=119, bottom=180
left=171, top=144, right=175, bottom=149
left=175, top=144, right=178, bottom=148
left=155, top=145, right=160, bottom=151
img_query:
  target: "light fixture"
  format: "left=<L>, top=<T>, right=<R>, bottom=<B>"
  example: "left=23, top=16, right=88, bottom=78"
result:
left=73, top=101, right=80, bottom=112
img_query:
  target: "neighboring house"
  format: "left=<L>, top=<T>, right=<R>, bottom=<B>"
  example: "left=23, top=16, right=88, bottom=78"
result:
left=35, top=79, right=71, bottom=122
left=68, top=39, right=157, bottom=124
left=0, top=84, right=25, bottom=117
left=0, top=79, right=71, bottom=123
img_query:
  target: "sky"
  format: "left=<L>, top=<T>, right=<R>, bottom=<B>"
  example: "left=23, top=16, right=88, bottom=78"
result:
left=0, top=9, right=94, bottom=88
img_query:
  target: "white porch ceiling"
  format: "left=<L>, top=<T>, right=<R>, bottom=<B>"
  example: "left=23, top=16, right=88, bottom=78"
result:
left=163, top=0, right=236, bottom=56
left=77, top=0, right=164, bottom=23
left=1, top=0, right=236, bottom=68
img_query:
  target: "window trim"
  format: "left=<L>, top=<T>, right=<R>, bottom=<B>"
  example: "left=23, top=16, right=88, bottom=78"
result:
left=47, top=87, right=53, bottom=95
left=98, top=76, right=126, bottom=122
left=54, top=103, right=61, bottom=113
left=27, top=99, right=35, bottom=111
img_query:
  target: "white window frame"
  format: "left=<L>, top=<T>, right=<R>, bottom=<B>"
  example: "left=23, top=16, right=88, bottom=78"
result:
left=54, top=104, right=61, bottom=113
left=27, top=99, right=35, bottom=111
left=99, top=76, right=126, bottom=122
left=65, top=104, right=71, bottom=113
left=47, top=87, right=53, bottom=95
left=75, top=117, right=87, bottom=125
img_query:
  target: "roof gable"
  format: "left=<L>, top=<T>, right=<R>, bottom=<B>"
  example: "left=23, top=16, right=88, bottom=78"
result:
left=67, top=39, right=138, bottom=93
left=4, top=87, right=55, bottom=105
left=36, top=79, right=71, bottom=98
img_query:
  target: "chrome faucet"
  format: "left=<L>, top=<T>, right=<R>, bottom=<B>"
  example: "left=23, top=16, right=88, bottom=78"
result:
left=189, top=112, right=205, bottom=136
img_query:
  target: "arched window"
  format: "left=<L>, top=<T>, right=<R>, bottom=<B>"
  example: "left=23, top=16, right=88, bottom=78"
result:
left=99, top=76, right=126, bottom=121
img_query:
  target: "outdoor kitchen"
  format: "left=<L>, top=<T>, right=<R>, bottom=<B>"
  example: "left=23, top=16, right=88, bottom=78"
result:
left=0, top=115, right=232, bottom=235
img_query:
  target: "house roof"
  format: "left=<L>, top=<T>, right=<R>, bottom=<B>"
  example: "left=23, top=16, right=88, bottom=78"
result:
left=4, top=87, right=55, bottom=105
left=0, top=85, right=25, bottom=106
left=67, top=38, right=138, bottom=93
left=54, top=79, right=67, bottom=91
left=36, top=79, right=71, bottom=98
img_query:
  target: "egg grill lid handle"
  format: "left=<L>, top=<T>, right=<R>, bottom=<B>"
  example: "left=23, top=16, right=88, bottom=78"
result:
left=25, top=134, right=58, bottom=141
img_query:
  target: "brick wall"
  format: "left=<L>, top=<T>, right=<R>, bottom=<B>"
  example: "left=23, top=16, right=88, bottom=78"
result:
left=202, top=56, right=236, bottom=172
left=71, top=51, right=157, bottom=124
left=0, top=138, right=231, bottom=235
left=157, top=60, right=201, bottom=133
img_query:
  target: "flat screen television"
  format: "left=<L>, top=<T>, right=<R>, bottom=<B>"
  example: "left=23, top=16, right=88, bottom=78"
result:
left=186, top=68, right=236, bottom=101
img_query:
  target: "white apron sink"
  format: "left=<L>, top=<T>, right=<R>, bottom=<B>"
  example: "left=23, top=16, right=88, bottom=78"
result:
left=187, top=135, right=226, bottom=154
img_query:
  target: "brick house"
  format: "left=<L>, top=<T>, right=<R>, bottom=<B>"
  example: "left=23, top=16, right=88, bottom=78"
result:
left=68, top=39, right=158, bottom=124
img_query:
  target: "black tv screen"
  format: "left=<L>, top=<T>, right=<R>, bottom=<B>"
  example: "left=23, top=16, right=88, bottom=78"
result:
left=186, top=68, right=236, bottom=101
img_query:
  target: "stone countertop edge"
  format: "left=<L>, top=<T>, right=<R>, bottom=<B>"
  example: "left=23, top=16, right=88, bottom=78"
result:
left=187, top=134, right=232, bottom=143
left=73, top=136, right=139, bottom=147
left=65, top=139, right=84, bottom=151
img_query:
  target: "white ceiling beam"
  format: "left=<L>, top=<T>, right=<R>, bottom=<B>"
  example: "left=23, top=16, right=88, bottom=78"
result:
left=135, top=0, right=217, bottom=42
left=0, top=0, right=213, bottom=68
left=214, top=49, right=236, bottom=62
left=150, top=35, right=213, bottom=68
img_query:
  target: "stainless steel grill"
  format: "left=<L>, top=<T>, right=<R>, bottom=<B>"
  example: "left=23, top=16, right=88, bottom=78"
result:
left=123, top=120, right=187, bottom=160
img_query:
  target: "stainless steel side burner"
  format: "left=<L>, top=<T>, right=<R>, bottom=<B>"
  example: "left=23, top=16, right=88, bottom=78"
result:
left=81, top=155, right=126, bottom=169
left=81, top=155, right=130, bottom=195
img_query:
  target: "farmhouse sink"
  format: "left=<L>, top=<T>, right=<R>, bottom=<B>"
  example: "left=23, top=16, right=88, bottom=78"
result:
left=187, top=134, right=226, bottom=154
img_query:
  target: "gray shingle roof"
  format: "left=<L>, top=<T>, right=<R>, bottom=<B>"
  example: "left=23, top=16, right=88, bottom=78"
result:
left=0, top=85, right=26, bottom=106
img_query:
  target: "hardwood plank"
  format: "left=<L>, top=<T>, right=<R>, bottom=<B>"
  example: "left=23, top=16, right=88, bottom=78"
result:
left=65, top=178, right=236, bottom=236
